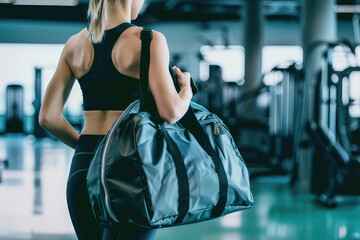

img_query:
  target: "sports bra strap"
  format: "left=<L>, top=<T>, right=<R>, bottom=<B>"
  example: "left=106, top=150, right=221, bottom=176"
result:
left=114, top=22, right=136, bottom=36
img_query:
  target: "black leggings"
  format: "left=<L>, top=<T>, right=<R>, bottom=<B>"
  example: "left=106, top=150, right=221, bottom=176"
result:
left=66, top=134, right=157, bottom=240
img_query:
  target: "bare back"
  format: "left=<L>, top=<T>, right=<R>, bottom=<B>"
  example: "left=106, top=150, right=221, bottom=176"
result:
left=66, top=25, right=144, bottom=135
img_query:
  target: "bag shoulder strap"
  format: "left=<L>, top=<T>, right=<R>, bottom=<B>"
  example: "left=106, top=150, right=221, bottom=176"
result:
left=139, top=28, right=153, bottom=111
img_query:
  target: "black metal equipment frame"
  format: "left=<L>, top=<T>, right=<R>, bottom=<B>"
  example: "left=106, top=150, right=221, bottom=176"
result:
left=304, top=42, right=360, bottom=208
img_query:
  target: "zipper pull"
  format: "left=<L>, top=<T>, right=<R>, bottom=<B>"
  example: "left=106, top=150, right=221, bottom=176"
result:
left=213, top=123, right=220, bottom=136
left=219, top=124, right=227, bottom=135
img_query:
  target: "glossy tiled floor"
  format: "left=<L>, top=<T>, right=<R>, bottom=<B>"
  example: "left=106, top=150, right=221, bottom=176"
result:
left=1, top=134, right=360, bottom=240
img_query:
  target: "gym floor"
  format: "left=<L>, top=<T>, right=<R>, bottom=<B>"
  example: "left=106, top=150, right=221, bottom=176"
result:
left=0, top=134, right=359, bottom=240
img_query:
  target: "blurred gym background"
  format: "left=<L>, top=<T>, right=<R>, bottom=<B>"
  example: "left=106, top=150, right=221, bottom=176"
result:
left=1, top=0, right=360, bottom=239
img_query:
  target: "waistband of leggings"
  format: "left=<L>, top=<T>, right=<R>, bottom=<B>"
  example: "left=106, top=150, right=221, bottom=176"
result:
left=75, top=134, right=106, bottom=153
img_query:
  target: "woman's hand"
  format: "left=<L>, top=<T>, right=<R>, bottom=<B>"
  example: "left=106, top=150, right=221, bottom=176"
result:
left=172, top=66, right=192, bottom=92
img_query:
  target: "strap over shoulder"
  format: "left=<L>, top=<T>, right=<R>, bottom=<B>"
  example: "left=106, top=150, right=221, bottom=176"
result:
left=140, top=28, right=153, bottom=41
left=139, top=28, right=152, bottom=108
left=139, top=28, right=156, bottom=115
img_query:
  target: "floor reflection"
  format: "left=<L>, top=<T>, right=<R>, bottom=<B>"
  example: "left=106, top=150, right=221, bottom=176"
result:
left=0, top=134, right=360, bottom=240
left=34, top=143, right=42, bottom=215
left=0, top=134, right=75, bottom=239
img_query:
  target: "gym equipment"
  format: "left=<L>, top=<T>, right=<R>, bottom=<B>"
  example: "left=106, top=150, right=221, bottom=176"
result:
left=192, top=64, right=237, bottom=121
left=221, top=81, right=242, bottom=125
left=233, top=63, right=302, bottom=178
left=192, top=62, right=243, bottom=132
left=6, top=84, right=24, bottom=133
left=268, top=63, right=302, bottom=175
left=207, top=64, right=225, bottom=117
left=298, top=41, right=360, bottom=207
left=33, top=67, right=48, bottom=138
left=291, top=40, right=356, bottom=185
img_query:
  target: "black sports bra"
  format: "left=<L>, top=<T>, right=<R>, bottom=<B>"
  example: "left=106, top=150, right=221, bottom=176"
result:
left=78, top=22, right=140, bottom=111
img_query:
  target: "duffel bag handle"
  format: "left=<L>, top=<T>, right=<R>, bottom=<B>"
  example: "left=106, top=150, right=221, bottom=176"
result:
left=139, top=28, right=228, bottom=220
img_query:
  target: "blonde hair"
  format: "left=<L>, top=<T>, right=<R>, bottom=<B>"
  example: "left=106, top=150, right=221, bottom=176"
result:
left=87, top=0, right=121, bottom=43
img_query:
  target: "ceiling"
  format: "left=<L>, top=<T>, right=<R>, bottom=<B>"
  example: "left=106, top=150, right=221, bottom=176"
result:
left=0, top=0, right=358, bottom=24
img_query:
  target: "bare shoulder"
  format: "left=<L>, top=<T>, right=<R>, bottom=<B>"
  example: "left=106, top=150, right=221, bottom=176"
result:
left=61, top=28, right=93, bottom=78
left=148, top=30, right=170, bottom=63
left=151, top=30, right=167, bottom=42
left=64, top=28, right=90, bottom=52
left=113, top=27, right=170, bottom=78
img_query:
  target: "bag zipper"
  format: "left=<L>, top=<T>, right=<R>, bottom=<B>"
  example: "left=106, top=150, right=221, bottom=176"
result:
left=101, top=100, right=139, bottom=223
left=135, top=114, right=224, bottom=137
left=213, top=114, right=231, bottom=134
left=135, top=115, right=220, bottom=132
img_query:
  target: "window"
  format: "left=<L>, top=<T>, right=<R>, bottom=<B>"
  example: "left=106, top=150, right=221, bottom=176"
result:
left=262, top=46, right=303, bottom=86
left=0, top=43, right=83, bottom=117
left=199, top=45, right=245, bottom=83
left=262, top=45, right=303, bottom=73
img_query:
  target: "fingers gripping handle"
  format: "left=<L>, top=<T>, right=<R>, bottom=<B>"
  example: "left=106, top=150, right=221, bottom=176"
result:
left=169, top=65, right=198, bottom=95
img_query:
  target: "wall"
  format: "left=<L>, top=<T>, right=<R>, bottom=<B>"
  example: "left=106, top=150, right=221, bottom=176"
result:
left=0, top=18, right=304, bottom=80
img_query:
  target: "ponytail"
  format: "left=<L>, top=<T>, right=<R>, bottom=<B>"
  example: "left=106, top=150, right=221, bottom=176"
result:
left=88, top=0, right=121, bottom=43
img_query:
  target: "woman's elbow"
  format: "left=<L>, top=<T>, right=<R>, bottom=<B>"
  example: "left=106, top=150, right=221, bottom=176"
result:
left=159, top=108, right=179, bottom=125
left=158, top=99, right=190, bottom=124
left=39, top=113, right=50, bottom=128
left=38, top=109, right=56, bottom=128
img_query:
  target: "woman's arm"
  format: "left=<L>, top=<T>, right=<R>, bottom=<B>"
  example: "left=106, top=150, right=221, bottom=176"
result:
left=39, top=38, right=80, bottom=149
left=148, top=31, right=193, bottom=124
